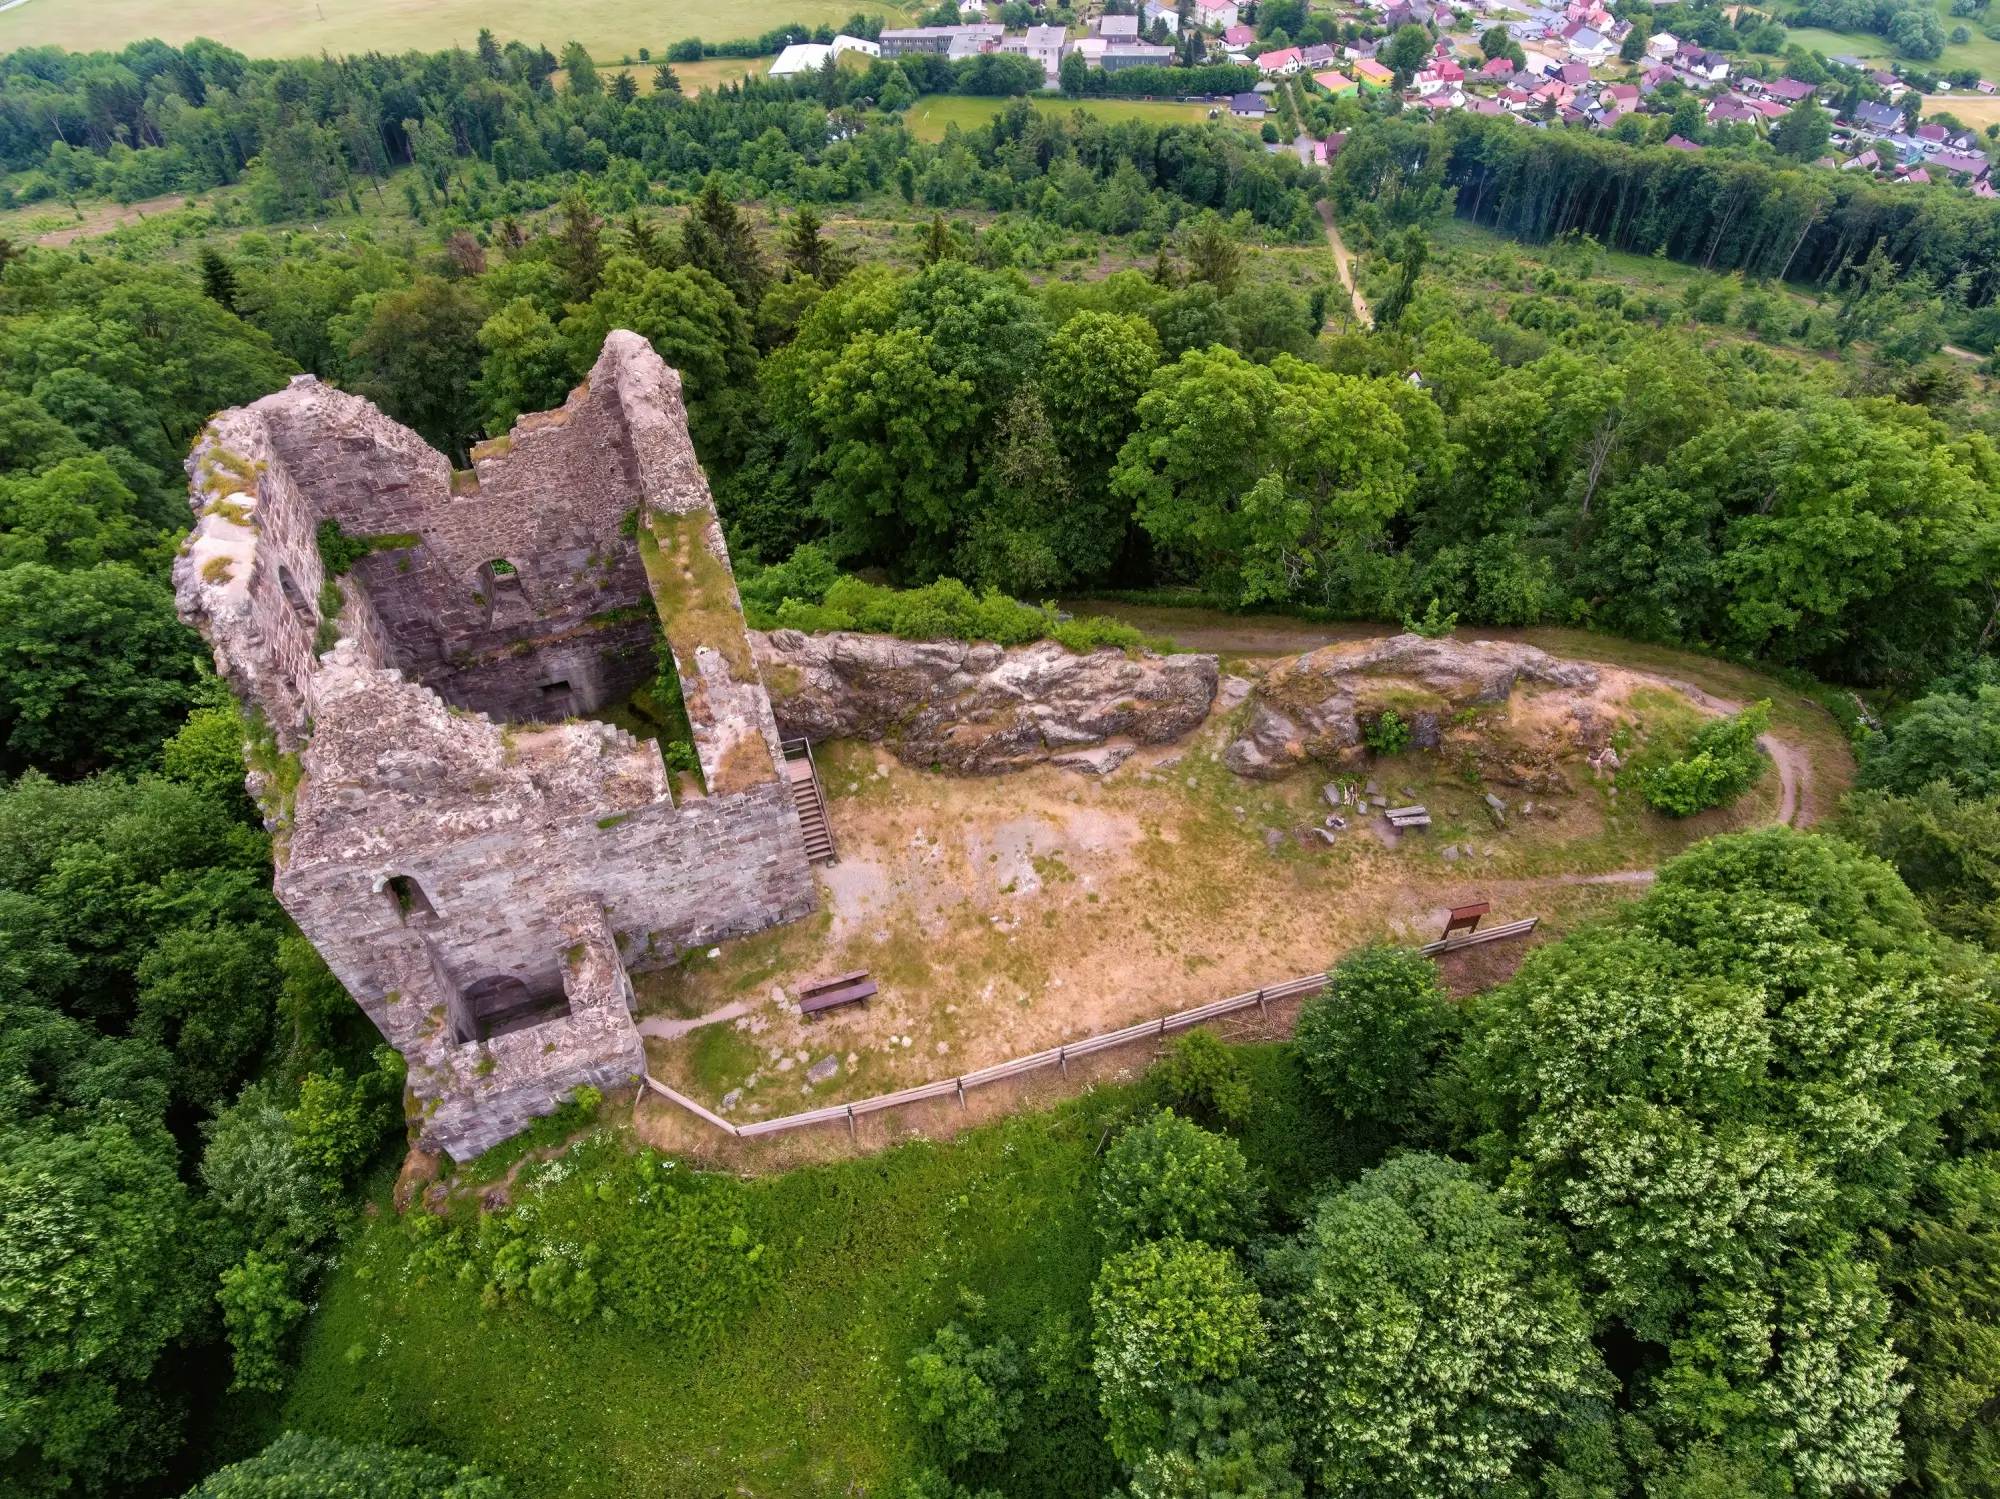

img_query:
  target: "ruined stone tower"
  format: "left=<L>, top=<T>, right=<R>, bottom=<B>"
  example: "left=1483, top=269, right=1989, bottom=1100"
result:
left=174, top=332, right=817, bottom=1158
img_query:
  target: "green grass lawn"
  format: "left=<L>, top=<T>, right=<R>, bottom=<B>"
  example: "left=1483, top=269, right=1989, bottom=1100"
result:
left=903, top=93, right=1236, bottom=142
left=1782, top=1, right=2000, bottom=79
left=0, top=0, right=901, bottom=65
left=237, top=1042, right=1381, bottom=1499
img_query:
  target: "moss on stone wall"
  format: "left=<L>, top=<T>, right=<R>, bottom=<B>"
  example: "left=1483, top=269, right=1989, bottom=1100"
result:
left=638, top=508, right=755, bottom=682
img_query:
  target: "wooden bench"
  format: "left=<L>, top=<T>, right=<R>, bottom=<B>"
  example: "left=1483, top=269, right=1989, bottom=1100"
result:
left=798, top=969, right=877, bottom=1017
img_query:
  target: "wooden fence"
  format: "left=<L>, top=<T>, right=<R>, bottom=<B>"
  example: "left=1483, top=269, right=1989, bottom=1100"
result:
left=641, top=917, right=1539, bottom=1141
left=642, top=970, right=1332, bottom=1140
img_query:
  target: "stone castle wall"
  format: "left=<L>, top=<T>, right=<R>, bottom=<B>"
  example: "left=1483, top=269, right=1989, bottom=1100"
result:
left=174, top=333, right=815, bottom=1159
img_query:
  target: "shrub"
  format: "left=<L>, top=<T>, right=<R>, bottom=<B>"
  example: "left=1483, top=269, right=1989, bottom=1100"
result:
left=1091, top=1237, right=1268, bottom=1462
left=1293, top=944, right=1453, bottom=1126
left=738, top=544, right=1161, bottom=654
left=1362, top=708, right=1411, bottom=756
left=1152, top=1028, right=1253, bottom=1128
left=906, top=1323, right=1025, bottom=1464
left=1097, top=1109, right=1264, bottom=1248
left=1859, top=681, right=2000, bottom=797
left=184, top=1430, right=509, bottom=1497
left=1633, top=700, right=1769, bottom=816
left=218, top=1250, right=307, bottom=1392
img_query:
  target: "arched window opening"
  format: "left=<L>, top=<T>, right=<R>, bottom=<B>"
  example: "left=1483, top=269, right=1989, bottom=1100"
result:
left=384, top=874, right=436, bottom=924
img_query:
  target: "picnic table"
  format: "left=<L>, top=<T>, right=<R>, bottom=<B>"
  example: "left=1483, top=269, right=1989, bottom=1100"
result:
left=798, top=969, right=877, bottom=1017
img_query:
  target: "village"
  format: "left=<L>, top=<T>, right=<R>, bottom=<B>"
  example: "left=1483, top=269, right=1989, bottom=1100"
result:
left=762, top=0, right=2000, bottom=190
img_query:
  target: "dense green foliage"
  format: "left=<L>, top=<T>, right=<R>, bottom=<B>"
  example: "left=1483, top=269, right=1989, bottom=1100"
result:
left=1267, top=1154, right=1610, bottom=1497
left=906, top=1322, right=1026, bottom=1465
left=1631, top=700, right=1770, bottom=816
left=183, top=1430, right=509, bottom=1498
left=1094, top=1109, right=1264, bottom=1249
left=1455, top=828, right=1984, bottom=1496
left=1294, top=944, right=1454, bottom=1127
left=1150, top=1027, right=1253, bottom=1129
left=1339, top=111, right=2000, bottom=308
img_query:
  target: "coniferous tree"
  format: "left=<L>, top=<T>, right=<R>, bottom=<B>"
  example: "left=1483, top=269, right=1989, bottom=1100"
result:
left=783, top=206, right=852, bottom=285
left=681, top=177, right=768, bottom=311
left=198, top=246, right=239, bottom=313
left=552, top=190, right=606, bottom=301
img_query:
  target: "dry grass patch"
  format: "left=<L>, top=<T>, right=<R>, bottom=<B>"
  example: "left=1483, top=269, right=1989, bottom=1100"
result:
left=636, top=647, right=1812, bottom=1137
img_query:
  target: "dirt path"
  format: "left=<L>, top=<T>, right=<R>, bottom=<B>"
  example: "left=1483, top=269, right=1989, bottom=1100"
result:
left=1318, top=200, right=1371, bottom=329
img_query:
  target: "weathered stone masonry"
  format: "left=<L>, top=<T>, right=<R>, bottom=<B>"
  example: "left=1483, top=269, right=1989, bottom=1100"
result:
left=175, top=332, right=816, bottom=1159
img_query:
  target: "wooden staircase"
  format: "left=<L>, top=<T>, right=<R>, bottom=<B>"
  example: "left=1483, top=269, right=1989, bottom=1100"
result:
left=782, top=739, right=837, bottom=864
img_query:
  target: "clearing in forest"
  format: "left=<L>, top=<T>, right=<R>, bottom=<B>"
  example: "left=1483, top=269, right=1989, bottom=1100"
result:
left=635, top=624, right=1845, bottom=1161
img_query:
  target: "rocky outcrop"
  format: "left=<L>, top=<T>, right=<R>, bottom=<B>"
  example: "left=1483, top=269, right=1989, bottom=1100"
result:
left=1225, top=634, right=1598, bottom=779
left=752, top=629, right=1219, bottom=774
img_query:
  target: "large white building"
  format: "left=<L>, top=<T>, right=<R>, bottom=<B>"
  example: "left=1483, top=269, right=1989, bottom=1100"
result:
left=1000, top=23, right=1068, bottom=82
left=768, top=34, right=881, bottom=75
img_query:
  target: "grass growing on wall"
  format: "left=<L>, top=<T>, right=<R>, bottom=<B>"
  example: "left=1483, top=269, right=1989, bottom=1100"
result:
left=260, top=1042, right=1375, bottom=1499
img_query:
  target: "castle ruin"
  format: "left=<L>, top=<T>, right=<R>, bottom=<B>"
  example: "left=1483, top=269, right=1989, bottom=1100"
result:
left=174, top=332, right=818, bottom=1159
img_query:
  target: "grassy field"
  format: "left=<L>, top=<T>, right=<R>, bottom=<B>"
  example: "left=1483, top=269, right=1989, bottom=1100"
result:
left=237, top=1045, right=1379, bottom=1499
left=1782, top=1, right=2000, bottom=80
left=0, top=0, right=896, bottom=64
left=903, top=92, right=1234, bottom=141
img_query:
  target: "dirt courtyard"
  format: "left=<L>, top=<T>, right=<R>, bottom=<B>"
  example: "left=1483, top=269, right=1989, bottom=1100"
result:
left=637, top=653, right=1803, bottom=1127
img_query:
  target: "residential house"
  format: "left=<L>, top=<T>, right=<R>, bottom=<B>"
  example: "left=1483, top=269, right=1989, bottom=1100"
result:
left=1499, top=83, right=1534, bottom=107
left=880, top=24, right=1004, bottom=55
left=1850, top=100, right=1904, bottom=133
left=1412, top=65, right=1449, bottom=93
left=1665, top=133, right=1703, bottom=149
left=1194, top=0, right=1241, bottom=30
left=1065, top=34, right=1108, bottom=64
left=1568, top=27, right=1614, bottom=60
left=1842, top=148, right=1880, bottom=170
left=1646, top=29, right=1678, bottom=58
left=1903, top=165, right=1932, bottom=183
left=1229, top=90, right=1268, bottom=114
left=1677, top=47, right=1729, bottom=80
left=1354, top=57, right=1397, bottom=88
left=1301, top=41, right=1337, bottom=66
left=1094, top=14, right=1140, bottom=38
left=1601, top=81, right=1638, bottom=108
left=1915, top=122, right=1948, bottom=146
left=1222, top=23, right=1257, bottom=47
left=999, top=23, right=1066, bottom=81
left=1384, top=0, right=1424, bottom=24
left=1639, top=64, right=1672, bottom=92
left=1434, top=57, right=1466, bottom=81
left=1708, top=94, right=1760, bottom=124
left=1558, top=61, right=1591, bottom=85
left=1977, top=177, right=1998, bottom=197
left=1103, top=40, right=1176, bottom=68
left=1481, top=56, right=1517, bottom=78
left=1258, top=46, right=1305, bottom=72
left=1761, top=76, right=1818, bottom=103
left=1467, top=94, right=1512, bottom=115
left=1314, top=68, right=1358, bottom=92
left=1343, top=39, right=1379, bottom=59
left=1142, top=0, right=1181, bottom=31
left=1933, top=148, right=1992, bottom=179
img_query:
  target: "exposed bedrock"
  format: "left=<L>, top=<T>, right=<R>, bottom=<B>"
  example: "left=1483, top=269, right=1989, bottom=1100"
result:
left=752, top=629, right=1220, bottom=774
left=1224, top=634, right=1600, bottom=779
